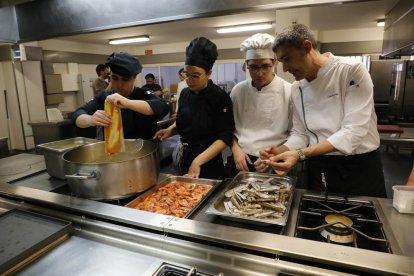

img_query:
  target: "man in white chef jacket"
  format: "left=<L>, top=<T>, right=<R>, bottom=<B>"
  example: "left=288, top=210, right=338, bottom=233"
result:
left=258, top=24, right=386, bottom=197
left=228, top=33, right=292, bottom=177
left=174, top=68, right=188, bottom=116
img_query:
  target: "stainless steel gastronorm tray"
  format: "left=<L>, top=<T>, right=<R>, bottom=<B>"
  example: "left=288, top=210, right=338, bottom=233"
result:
left=36, top=137, right=99, bottom=179
left=206, top=172, right=295, bottom=226
left=125, top=176, right=220, bottom=218
left=0, top=209, right=72, bottom=274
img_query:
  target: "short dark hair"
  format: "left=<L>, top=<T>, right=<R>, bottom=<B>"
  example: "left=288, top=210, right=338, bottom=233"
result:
left=145, top=73, right=155, bottom=80
left=272, top=24, right=318, bottom=52
left=178, top=68, right=184, bottom=75
left=95, top=64, right=107, bottom=76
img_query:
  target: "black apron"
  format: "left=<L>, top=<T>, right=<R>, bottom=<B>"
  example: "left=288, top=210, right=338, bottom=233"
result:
left=180, top=142, right=225, bottom=180
left=306, top=149, right=387, bottom=198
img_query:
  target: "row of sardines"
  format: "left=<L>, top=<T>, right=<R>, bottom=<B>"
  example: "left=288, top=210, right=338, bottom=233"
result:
left=126, top=172, right=295, bottom=226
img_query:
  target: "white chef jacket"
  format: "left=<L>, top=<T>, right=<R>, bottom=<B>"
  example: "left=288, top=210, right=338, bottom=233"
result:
left=284, top=53, right=380, bottom=155
left=175, top=80, right=188, bottom=112
left=231, top=75, right=292, bottom=156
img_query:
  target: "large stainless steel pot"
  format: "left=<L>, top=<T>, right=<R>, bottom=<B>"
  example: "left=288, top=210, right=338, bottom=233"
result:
left=62, top=139, right=159, bottom=200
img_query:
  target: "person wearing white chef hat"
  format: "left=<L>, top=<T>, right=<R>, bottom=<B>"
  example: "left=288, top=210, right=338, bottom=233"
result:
left=257, top=24, right=386, bottom=198
left=227, top=33, right=292, bottom=177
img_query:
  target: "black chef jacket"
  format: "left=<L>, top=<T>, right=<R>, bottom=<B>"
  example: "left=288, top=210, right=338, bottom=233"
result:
left=176, top=80, right=235, bottom=179
left=142, top=83, right=162, bottom=92
left=72, top=88, right=169, bottom=139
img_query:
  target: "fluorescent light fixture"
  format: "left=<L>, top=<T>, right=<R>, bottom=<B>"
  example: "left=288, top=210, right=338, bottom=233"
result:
left=109, top=35, right=150, bottom=45
left=377, top=19, right=385, bottom=27
left=217, top=23, right=273, bottom=34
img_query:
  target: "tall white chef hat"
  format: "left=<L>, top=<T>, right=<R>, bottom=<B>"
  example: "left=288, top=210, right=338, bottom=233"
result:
left=240, top=33, right=275, bottom=60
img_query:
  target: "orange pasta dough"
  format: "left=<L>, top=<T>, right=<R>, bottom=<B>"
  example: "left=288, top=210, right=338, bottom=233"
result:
left=104, top=101, right=124, bottom=154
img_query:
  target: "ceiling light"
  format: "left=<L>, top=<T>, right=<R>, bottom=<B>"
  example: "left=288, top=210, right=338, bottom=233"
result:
left=109, top=35, right=150, bottom=45
left=377, top=19, right=385, bottom=27
left=217, top=23, right=273, bottom=34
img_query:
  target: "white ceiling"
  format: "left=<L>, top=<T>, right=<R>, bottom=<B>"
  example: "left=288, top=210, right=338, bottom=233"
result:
left=49, top=0, right=398, bottom=46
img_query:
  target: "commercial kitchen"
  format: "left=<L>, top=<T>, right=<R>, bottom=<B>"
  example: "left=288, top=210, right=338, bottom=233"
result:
left=0, top=0, right=414, bottom=275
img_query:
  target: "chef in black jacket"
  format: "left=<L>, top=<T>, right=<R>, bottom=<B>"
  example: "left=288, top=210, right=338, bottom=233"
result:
left=72, top=52, right=169, bottom=140
left=154, top=37, right=235, bottom=180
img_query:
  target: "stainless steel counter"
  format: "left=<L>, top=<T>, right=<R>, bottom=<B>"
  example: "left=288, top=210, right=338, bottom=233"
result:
left=0, top=192, right=348, bottom=276
left=0, top=182, right=413, bottom=275
left=377, top=198, right=414, bottom=258
left=0, top=154, right=46, bottom=183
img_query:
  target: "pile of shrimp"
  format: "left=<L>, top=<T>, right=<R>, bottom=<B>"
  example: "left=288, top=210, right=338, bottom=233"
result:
left=134, top=183, right=211, bottom=218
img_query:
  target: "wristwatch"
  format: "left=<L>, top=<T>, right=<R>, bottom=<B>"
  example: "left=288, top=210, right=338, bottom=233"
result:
left=297, top=148, right=306, bottom=162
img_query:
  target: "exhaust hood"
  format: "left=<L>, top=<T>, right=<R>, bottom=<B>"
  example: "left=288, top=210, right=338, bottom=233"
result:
left=382, top=0, right=414, bottom=57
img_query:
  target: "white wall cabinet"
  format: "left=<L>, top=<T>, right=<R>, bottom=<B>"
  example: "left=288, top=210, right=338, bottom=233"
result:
left=0, top=61, right=47, bottom=150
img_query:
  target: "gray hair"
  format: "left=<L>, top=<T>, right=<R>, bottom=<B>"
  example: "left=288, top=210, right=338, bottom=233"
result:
left=272, top=24, right=318, bottom=52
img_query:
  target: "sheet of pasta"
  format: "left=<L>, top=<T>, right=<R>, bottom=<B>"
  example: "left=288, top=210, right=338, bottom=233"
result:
left=104, top=101, right=125, bottom=154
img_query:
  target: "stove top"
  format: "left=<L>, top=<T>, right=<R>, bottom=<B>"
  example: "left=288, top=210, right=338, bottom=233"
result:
left=295, top=194, right=392, bottom=253
left=50, top=184, right=140, bottom=206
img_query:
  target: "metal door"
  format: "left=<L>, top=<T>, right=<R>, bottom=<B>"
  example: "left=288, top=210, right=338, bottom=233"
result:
left=402, top=60, right=414, bottom=117
left=0, top=64, right=10, bottom=147
left=389, top=61, right=404, bottom=118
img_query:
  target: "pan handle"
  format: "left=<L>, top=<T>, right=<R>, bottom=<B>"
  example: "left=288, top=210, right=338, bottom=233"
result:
left=65, top=171, right=97, bottom=180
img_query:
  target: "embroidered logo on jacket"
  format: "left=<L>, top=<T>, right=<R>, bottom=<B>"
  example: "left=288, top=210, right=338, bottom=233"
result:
left=327, top=93, right=339, bottom=98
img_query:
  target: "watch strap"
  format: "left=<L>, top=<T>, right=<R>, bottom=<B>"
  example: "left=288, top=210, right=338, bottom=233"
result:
left=297, top=148, right=306, bottom=162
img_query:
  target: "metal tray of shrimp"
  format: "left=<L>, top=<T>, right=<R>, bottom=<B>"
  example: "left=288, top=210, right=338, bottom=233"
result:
left=125, top=176, right=220, bottom=218
left=206, top=172, right=295, bottom=226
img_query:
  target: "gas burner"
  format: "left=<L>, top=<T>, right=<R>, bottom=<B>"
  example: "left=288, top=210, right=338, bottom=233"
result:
left=153, top=263, right=222, bottom=276
left=319, top=214, right=356, bottom=244
left=295, top=194, right=392, bottom=253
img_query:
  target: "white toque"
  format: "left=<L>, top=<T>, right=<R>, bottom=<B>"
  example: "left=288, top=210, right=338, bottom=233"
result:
left=240, top=33, right=275, bottom=60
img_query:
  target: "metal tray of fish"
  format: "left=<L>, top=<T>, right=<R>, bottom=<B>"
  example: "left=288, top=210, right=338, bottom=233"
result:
left=206, top=172, right=295, bottom=226
left=125, top=176, right=220, bottom=218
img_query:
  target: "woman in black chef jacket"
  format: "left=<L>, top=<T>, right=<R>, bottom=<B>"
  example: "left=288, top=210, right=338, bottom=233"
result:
left=154, top=37, right=235, bottom=180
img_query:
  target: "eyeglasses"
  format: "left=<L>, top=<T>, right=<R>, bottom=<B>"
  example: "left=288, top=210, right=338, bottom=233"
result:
left=246, top=64, right=273, bottom=73
left=181, top=71, right=204, bottom=80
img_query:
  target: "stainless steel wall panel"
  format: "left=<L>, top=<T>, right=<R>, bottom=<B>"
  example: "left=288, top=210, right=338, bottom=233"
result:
left=42, top=48, right=242, bottom=65
left=15, top=0, right=355, bottom=42
left=382, top=0, right=414, bottom=57
left=320, top=40, right=383, bottom=55
left=0, top=6, right=18, bottom=43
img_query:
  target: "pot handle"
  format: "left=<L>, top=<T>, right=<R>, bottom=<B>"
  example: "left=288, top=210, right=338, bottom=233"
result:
left=65, top=171, right=97, bottom=180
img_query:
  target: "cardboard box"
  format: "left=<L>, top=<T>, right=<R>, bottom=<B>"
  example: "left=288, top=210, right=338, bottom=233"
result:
left=46, top=93, right=64, bottom=104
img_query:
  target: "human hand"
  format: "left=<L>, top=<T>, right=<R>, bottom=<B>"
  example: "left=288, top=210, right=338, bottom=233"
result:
left=254, top=158, right=271, bottom=173
left=232, top=145, right=252, bottom=172
left=154, top=90, right=163, bottom=97
left=406, top=165, right=414, bottom=186
left=184, top=160, right=201, bottom=178
left=255, top=145, right=290, bottom=173
left=259, top=145, right=278, bottom=160
left=153, top=128, right=172, bottom=141
left=89, top=110, right=111, bottom=127
left=267, top=150, right=299, bottom=175
left=106, top=93, right=129, bottom=109
left=106, top=82, right=112, bottom=91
